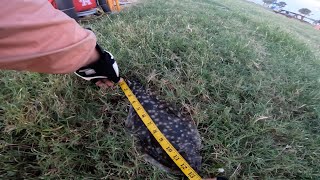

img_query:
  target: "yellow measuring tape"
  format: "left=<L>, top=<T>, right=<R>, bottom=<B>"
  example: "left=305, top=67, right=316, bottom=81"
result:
left=119, top=79, right=202, bottom=180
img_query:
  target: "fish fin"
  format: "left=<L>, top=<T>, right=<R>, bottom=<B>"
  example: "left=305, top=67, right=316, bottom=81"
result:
left=142, top=154, right=182, bottom=175
left=125, top=106, right=146, bottom=134
left=125, top=106, right=135, bottom=128
left=157, top=100, right=197, bottom=124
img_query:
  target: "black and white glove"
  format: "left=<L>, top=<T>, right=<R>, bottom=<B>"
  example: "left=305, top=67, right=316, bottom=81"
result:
left=75, top=44, right=120, bottom=83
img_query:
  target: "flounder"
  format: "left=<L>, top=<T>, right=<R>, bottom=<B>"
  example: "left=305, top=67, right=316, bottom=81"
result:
left=125, top=80, right=202, bottom=174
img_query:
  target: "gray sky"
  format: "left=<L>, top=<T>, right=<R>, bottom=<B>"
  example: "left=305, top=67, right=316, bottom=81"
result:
left=247, top=0, right=320, bottom=19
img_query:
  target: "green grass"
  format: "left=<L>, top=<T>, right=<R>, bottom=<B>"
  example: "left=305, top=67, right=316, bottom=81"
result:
left=1, top=0, right=320, bottom=179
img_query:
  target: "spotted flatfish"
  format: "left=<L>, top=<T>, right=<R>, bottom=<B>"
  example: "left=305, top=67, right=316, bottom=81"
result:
left=125, top=80, right=202, bottom=174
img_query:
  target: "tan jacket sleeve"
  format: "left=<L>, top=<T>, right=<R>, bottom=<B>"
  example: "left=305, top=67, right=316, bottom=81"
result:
left=0, top=0, right=97, bottom=74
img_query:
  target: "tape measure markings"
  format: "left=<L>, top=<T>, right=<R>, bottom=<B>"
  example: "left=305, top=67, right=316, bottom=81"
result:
left=119, top=80, right=202, bottom=180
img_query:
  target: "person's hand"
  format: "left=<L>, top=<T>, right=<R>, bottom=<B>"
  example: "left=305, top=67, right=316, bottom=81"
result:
left=95, top=78, right=125, bottom=89
left=75, top=43, right=120, bottom=87
left=95, top=79, right=114, bottom=89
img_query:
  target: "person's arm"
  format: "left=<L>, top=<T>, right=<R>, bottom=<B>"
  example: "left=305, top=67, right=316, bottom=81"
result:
left=0, top=0, right=119, bottom=84
left=0, top=0, right=98, bottom=73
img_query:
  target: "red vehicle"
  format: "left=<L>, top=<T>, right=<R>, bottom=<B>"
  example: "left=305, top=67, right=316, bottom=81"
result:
left=49, top=0, right=111, bottom=20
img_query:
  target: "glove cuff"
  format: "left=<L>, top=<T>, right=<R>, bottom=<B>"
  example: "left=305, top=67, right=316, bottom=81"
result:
left=75, top=44, right=120, bottom=83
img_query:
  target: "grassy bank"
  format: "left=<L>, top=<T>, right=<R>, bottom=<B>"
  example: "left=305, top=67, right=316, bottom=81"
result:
left=1, top=0, right=320, bottom=179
